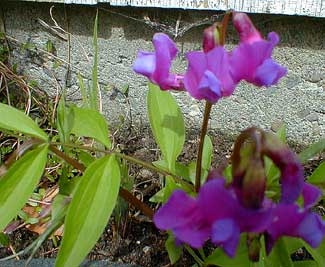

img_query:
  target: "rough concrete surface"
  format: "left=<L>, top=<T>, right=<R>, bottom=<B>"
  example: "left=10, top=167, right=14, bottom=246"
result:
left=1, top=1, right=325, bottom=145
left=1, top=259, right=139, bottom=266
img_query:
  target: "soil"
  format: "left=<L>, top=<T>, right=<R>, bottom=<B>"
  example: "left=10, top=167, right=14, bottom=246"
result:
left=0, top=126, right=324, bottom=267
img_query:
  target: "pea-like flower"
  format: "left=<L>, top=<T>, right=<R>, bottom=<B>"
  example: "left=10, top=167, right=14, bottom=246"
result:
left=154, top=129, right=325, bottom=258
left=183, top=47, right=237, bottom=104
left=133, top=12, right=287, bottom=104
left=230, top=12, right=287, bottom=87
left=133, top=33, right=184, bottom=90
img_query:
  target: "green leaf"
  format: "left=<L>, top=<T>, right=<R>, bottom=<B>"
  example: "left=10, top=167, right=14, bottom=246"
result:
left=0, top=103, right=48, bottom=141
left=147, top=83, right=185, bottom=171
left=55, top=155, right=121, bottom=267
left=299, top=139, right=325, bottom=164
left=57, top=99, right=73, bottom=143
left=265, top=125, right=286, bottom=184
left=205, top=234, right=251, bottom=267
left=303, top=239, right=325, bottom=266
left=0, top=145, right=48, bottom=231
left=293, top=261, right=317, bottom=267
left=283, top=237, right=304, bottom=254
left=266, top=238, right=294, bottom=267
left=0, top=233, right=9, bottom=247
left=153, top=160, right=189, bottom=180
left=201, top=135, right=213, bottom=182
left=166, top=232, right=182, bottom=264
left=307, top=162, right=325, bottom=185
left=71, top=107, right=111, bottom=148
left=78, top=74, right=88, bottom=108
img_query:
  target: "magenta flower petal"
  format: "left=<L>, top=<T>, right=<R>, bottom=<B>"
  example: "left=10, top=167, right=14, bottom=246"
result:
left=198, top=70, right=222, bottom=103
left=211, top=218, right=240, bottom=257
left=231, top=16, right=287, bottom=87
left=153, top=190, right=210, bottom=248
left=302, top=183, right=322, bottom=209
left=133, top=51, right=155, bottom=78
left=266, top=204, right=325, bottom=253
left=133, top=33, right=183, bottom=90
left=198, top=179, right=238, bottom=223
left=297, top=213, right=325, bottom=248
left=232, top=12, right=263, bottom=44
left=184, top=47, right=236, bottom=103
left=153, top=190, right=197, bottom=230
left=254, top=58, right=287, bottom=87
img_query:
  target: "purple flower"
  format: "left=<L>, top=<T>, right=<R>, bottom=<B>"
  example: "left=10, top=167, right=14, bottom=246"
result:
left=183, top=47, right=237, bottom=104
left=154, top=129, right=325, bottom=258
left=266, top=203, right=325, bottom=253
left=133, top=33, right=183, bottom=90
left=230, top=13, right=287, bottom=87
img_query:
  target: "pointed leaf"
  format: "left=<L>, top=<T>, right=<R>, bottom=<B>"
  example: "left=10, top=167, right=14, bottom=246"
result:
left=147, top=83, right=185, bottom=171
left=0, top=145, right=48, bottom=231
left=55, top=155, right=120, bottom=267
left=307, top=162, right=325, bottom=185
left=0, top=103, right=47, bottom=141
left=205, top=234, right=250, bottom=267
left=71, top=107, right=111, bottom=148
left=299, top=139, right=325, bottom=164
left=166, top=232, right=182, bottom=264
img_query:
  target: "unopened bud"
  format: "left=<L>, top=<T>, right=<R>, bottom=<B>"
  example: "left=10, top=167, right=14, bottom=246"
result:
left=247, top=233, right=261, bottom=262
left=232, top=12, right=262, bottom=44
left=203, top=23, right=222, bottom=52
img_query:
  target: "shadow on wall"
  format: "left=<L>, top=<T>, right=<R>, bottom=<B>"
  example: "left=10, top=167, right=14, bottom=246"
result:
left=3, top=1, right=325, bottom=49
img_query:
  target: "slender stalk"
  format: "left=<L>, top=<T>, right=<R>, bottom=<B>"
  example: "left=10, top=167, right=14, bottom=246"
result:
left=194, top=102, right=212, bottom=192
left=49, top=145, right=155, bottom=219
left=50, top=141, right=193, bottom=189
left=184, top=245, right=204, bottom=266
left=198, top=248, right=206, bottom=260
left=194, top=11, right=231, bottom=192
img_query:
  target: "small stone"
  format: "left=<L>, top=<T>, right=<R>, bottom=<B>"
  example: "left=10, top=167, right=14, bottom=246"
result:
left=189, top=104, right=201, bottom=117
left=136, top=240, right=141, bottom=245
left=312, top=124, right=321, bottom=135
left=297, top=109, right=310, bottom=119
left=143, top=246, right=151, bottom=253
left=306, top=71, right=323, bottom=83
left=306, top=113, right=319, bottom=122
left=139, top=169, right=153, bottom=179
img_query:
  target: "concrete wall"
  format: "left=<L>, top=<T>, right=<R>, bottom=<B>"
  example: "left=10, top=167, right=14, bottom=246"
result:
left=1, top=1, right=325, bottom=144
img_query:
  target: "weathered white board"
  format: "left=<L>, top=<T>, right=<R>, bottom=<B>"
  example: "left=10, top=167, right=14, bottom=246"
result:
left=14, top=0, right=325, bottom=17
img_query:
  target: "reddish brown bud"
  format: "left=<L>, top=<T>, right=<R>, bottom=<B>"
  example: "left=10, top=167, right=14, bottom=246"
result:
left=203, top=22, right=222, bottom=52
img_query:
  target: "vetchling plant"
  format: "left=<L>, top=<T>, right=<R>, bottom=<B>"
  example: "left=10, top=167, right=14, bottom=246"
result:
left=0, top=10, right=324, bottom=267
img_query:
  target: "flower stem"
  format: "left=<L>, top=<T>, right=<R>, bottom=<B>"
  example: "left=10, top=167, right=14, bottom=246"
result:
left=184, top=245, right=204, bottom=266
left=50, top=141, right=193, bottom=190
left=49, top=145, right=154, bottom=219
left=195, top=101, right=212, bottom=192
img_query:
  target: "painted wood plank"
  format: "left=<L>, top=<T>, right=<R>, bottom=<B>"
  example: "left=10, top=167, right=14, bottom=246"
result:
left=14, top=0, right=325, bottom=17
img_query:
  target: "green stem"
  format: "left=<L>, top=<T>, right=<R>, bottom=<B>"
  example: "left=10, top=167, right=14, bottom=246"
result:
left=185, top=245, right=204, bottom=266
left=195, top=102, right=212, bottom=192
left=198, top=248, right=206, bottom=260
left=48, top=145, right=154, bottom=219
left=50, top=141, right=193, bottom=190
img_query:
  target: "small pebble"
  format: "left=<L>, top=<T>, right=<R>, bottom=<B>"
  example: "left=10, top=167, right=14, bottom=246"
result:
left=136, top=240, right=141, bottom=245
left=143, top=246, right=151, bottom=253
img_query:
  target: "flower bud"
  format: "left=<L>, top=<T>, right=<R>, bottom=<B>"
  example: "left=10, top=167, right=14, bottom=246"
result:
left=232, top=12, right=262, bottom=44
left=203, top=23, right=222, bottom=52
left=247, top=233, right=261, bottom=262
left=231, top=128, right=266, bottom=209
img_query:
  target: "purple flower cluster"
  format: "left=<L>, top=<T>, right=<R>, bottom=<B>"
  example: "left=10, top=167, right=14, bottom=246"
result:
left=133, top=12, right=287, bottom=104
left=153, top=130, right=325, bottom=257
